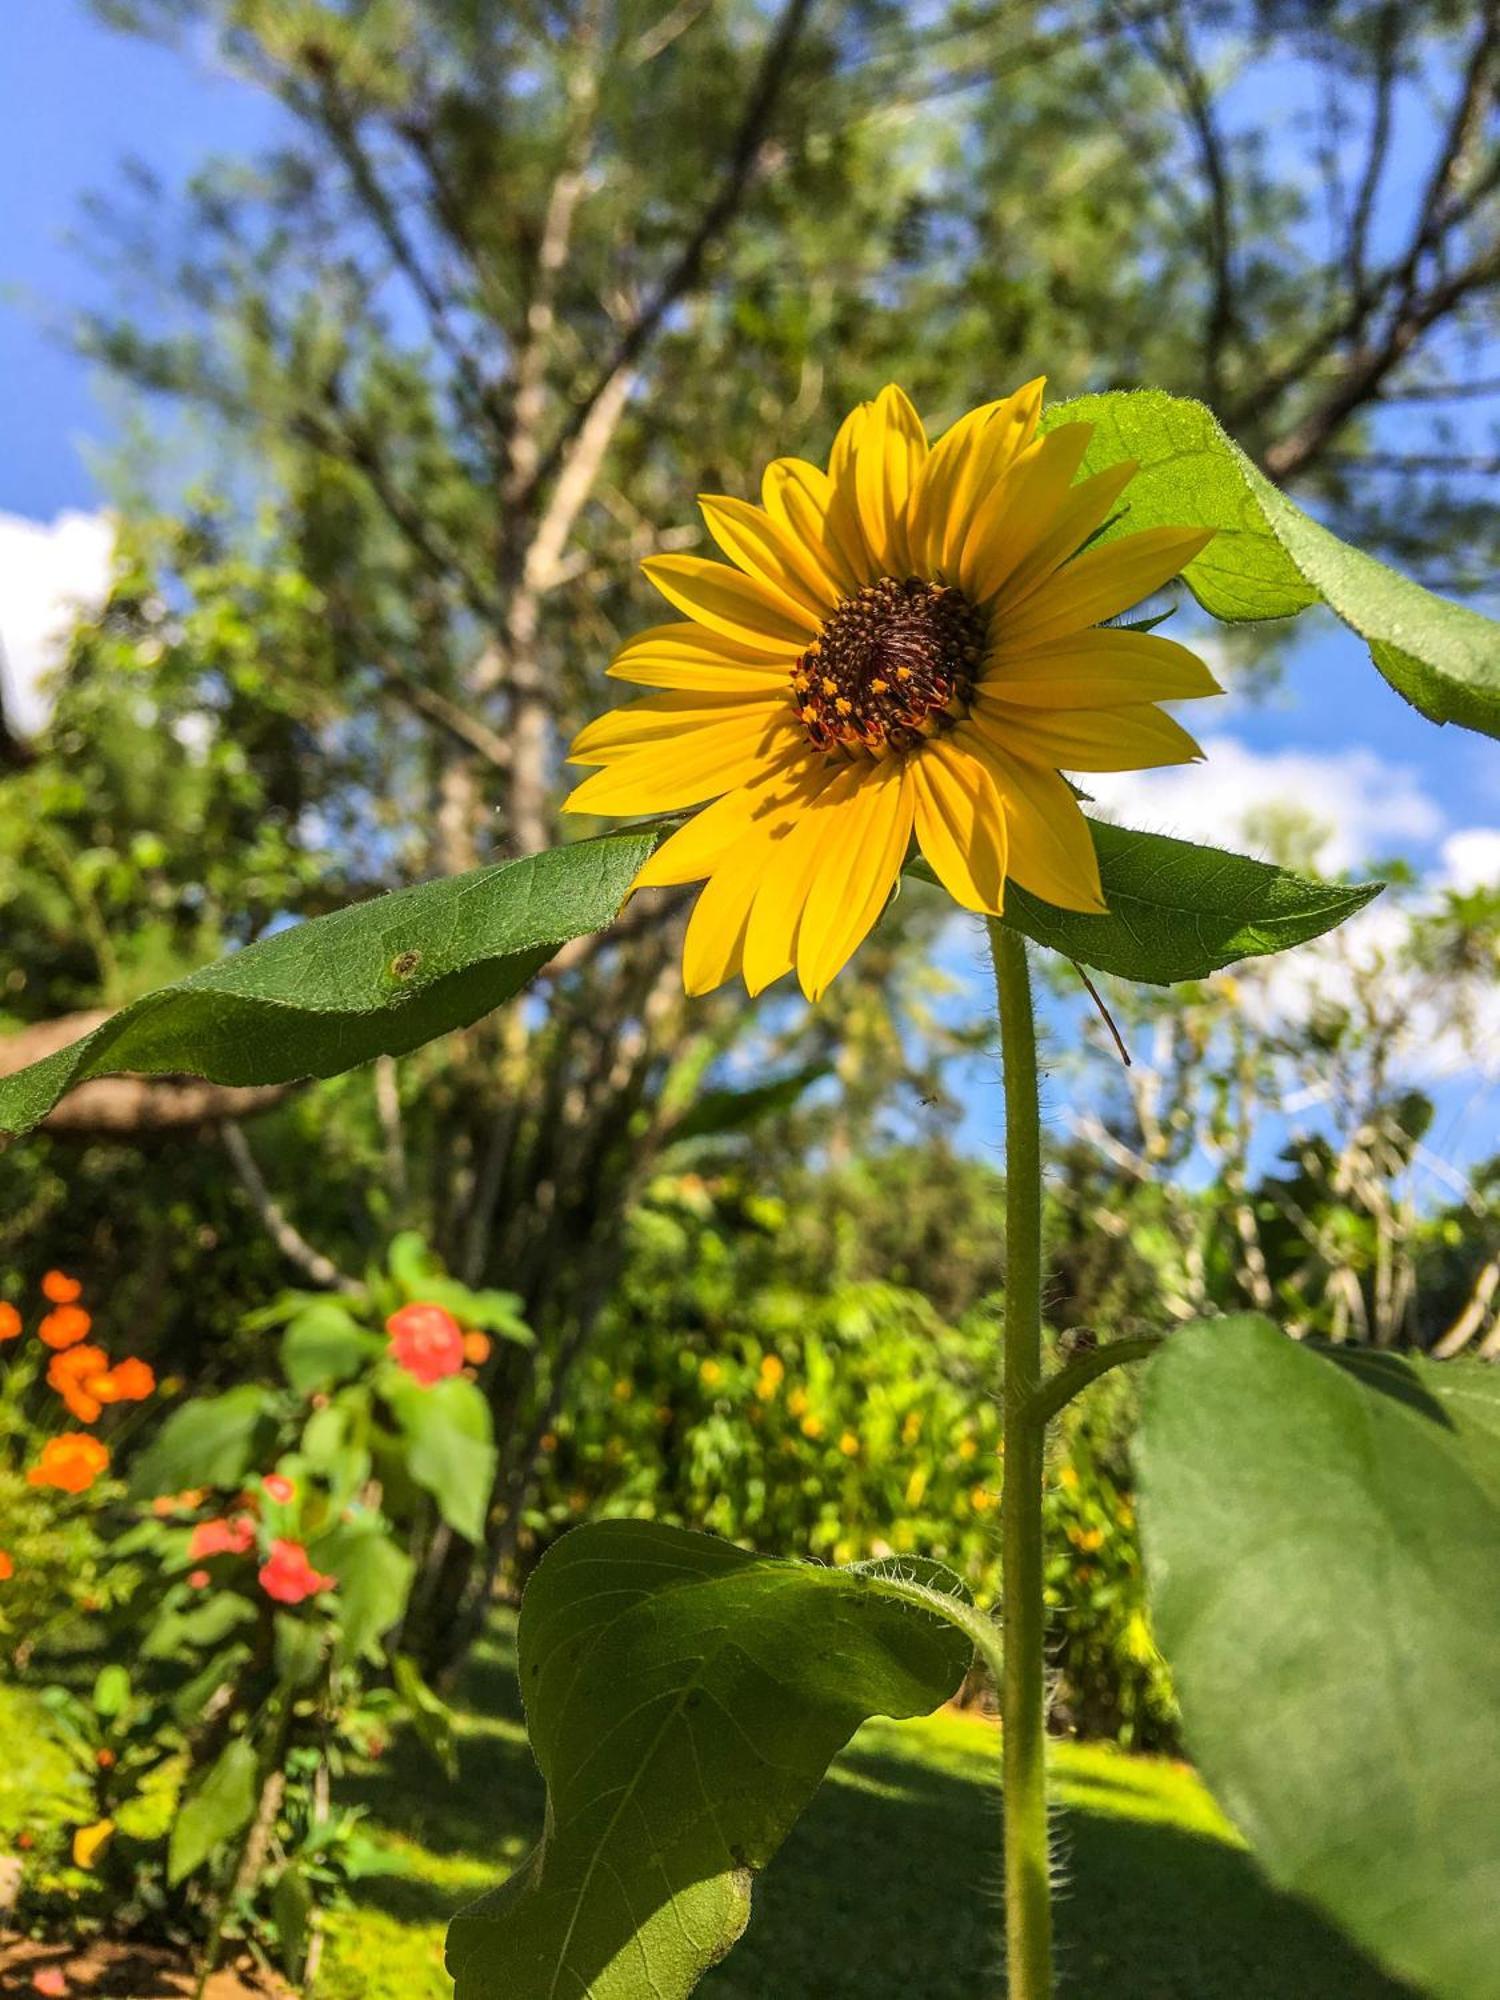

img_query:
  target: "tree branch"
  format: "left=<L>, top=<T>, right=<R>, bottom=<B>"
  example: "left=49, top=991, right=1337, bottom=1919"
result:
left=218, top=1121, right=362, bottom=1294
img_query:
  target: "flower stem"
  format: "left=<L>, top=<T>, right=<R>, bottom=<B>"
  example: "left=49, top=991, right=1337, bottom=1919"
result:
left=988, top=918, right=1052, bottom=2000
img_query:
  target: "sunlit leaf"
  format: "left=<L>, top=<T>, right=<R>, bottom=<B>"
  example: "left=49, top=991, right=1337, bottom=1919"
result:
left=446, top=1520, right=973, bottom=2000
left=911, top=819, right=1379, bottom=983
left=0, top=831, right=659, bottom=1139
left=1046, top=389, right=1500, bottom=738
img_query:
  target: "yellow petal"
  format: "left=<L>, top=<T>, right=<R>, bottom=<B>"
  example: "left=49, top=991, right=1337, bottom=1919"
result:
left=911, top=736, right=1009, bottom=914
left=796, top=756, right=914, bottom=1000
left=682, top=852, right=763, bottom=995
left=762, top=456, right=865, bottom=596
left=993, top=526, right=1216, bottom=651
left=633, top=750, right=819, bottom=889
left=699, top=494, right=843, bottom=615
left=986, top=460, right=1138, bottom=607
left=564, top=710, right=797, bottom=814
left=978, top=629, right=1222, bottom=708
left=642, top=554, right=821, bottom=649
left=742, top=764, right=865, bottom=995
left=607, top=621, right=795, bottom=692
left=913, top=379, right=1046, bottom=577
left=957, top=729, right=1104, bottom=910
left=823, top=400, right=881, bottom=583
left=569, top=691, right=786, bottom=765
left=851, top=384, right=929, bottom=576
left=972, top=697, right=1204, bottom=772
left=958, top=423, right=1095, bottom=601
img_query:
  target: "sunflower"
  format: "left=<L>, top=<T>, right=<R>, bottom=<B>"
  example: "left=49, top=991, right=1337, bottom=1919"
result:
left=565, top=381, right=1219, bottom=998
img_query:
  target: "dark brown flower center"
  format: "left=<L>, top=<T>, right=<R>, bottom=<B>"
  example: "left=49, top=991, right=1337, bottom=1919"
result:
left=791, top=576, right=986, bottom=755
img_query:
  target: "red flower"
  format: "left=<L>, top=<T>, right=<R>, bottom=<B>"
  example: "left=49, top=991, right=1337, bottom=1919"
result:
left=387, top=1302, right=465, bottom=1386
left=33, top=1970, right=68, bottom=1997
left=39, top=1305, right=92, bottom=1351
left=0, top=1550, right=13, bottom=1581
left=0, top=1301, right=21, bottom=1342
left=28, top=1435, right=110, bottom=1494
left=188, top=1515, right=257, bottom=1561
left=258, top=1539, right=336, bottom=1605
left=95, top=1748, right=116, bottom=1770
left=187, top=1569, right=212, bottom=1590
left=262, top=1473, right=296, bottom=1505
left=42, top=1270, right=83, bottom=1305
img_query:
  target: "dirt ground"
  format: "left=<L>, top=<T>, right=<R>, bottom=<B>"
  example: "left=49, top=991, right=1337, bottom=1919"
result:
left=0, top=1937, right=291, bottom=2000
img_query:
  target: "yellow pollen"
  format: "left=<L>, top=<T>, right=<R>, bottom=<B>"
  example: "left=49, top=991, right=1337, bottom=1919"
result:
left=870, top=677, right=889, bottom=694
left=820, top=677, right=838, bottom=696
left=895, top=665, right=912, bottom=681
left=835, top=697, right=852, bottom=715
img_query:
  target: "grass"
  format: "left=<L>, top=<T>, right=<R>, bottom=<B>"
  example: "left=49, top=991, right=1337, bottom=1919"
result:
left=322, top=1614, right=1413, bottom=2000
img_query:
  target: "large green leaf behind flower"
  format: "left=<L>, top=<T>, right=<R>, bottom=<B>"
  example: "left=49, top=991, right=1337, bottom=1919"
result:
left=1047, top=388, right=1500, bottom=739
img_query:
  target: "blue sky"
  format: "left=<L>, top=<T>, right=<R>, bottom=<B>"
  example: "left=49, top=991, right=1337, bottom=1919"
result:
left=1, top=2, right=1495, bottom=1178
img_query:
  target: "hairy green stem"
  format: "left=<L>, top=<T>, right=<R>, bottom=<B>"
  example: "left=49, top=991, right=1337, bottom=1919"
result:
left=988, top=919, right=1052, bottom=2000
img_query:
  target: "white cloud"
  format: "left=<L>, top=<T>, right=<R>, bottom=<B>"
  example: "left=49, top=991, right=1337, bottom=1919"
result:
left=0, top=508, right=115, bottom=735
left=1082, top=733, right=1496, bottom=1083
left=1439, top=827, right=1500, bottom=895
left=1083, top=733, right=1444, bottom=873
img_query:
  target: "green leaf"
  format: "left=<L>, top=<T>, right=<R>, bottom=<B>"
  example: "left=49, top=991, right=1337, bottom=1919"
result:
left=270, top=1862, right=314, bottom=1979
left=129, top=1385, right=279, bottom=1500
left=143, top=1595, right=257, bottom=1662
left=1137, top=1316, right=1500, bottom=1999
left=1045, top=389, right=1500, bottom=738
left=274, top=1612, right=327, bottom=1690
left=666, top=1061, right=830, bottom=1145
left=386, top=1373, right=498, bottom=1543
left=0, top=830, right=659, bottom=1139
left=393, top=1653, right=460, bottom=1780
left=168, top=1735, right=259, bottom=1885
left=446, top=1520, right=973, bottom=2000
left=281, top=1302, right=382, bottom=1396
left=309, top=1523, right=413, bottom=1666
left=92, top=1664, right=130, bottom=1719
left=910, top=819, right=1380, bottom=984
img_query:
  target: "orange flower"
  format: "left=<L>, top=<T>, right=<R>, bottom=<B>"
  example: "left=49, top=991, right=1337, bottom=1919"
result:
left=0, top=1301, right=21, bottom=1342
left=42, top=1270, right=83, bottom=1305
left=95, top=1748, right=116, bottom=1770
left=39, top=1305, right=92, bottom=1351
left=29, top=1434, right=110, bottom=1494
left=0, top=1550, right=13, bottom=1581
left=48, top=1345, right=112, bottom=1424
left=94, top=1357, right=155, bottom=1405
left=462, top=1330, right=493, bottom=1365
left=262, top=1473, right=296, bottom=1505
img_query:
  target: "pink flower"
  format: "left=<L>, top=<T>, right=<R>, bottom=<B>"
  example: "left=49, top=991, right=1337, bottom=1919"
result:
left=262, top=1473, right=296, bottom=1505
left=188, top=1514, right=256, bottom=1561
left=258, top=1539, right=336, bottom=1606
left=34, top=1971, right=69, bottom=1997
left=386, top=1302, right=465, bottom=1386
left=187, top=1568, right=212, bottom=1590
